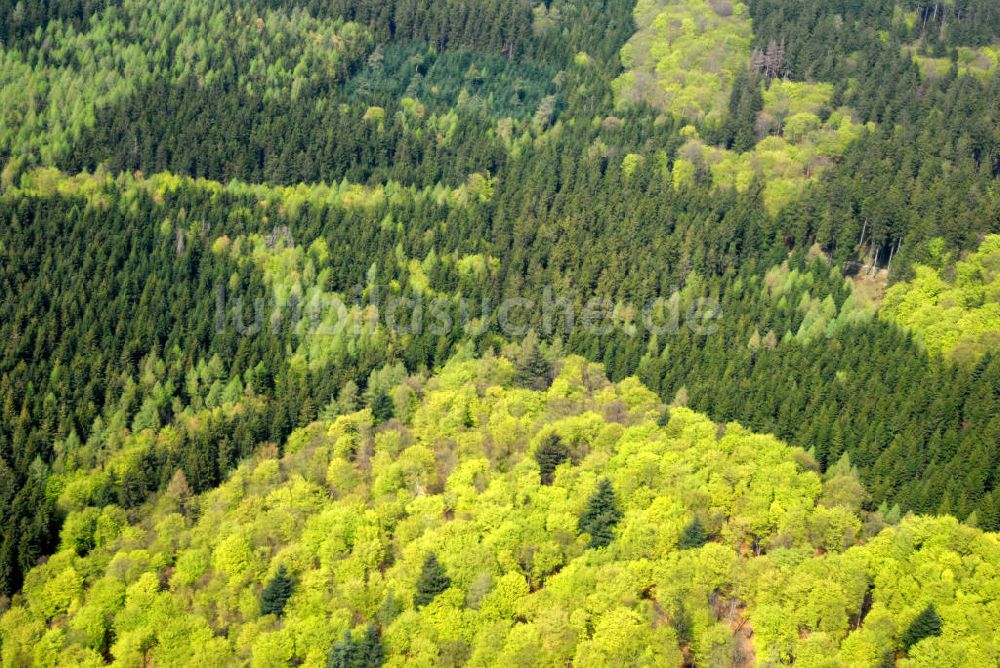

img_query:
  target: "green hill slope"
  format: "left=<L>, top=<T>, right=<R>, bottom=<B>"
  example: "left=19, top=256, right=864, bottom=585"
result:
left=3, top=355, right=997, bottom=666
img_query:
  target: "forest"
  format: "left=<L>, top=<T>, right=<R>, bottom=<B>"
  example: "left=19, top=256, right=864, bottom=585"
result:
left=0, top=0, right=998, bottom=665
left=2, top=355, right=998, bottom=666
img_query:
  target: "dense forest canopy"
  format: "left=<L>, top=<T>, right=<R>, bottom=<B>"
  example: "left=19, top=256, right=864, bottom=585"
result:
left=0, top=0, right=999, bottom=665
left=3, top=355, right=999, bottom=666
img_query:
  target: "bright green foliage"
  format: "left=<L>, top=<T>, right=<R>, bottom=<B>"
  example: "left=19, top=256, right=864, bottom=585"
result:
left=579, top=478, right=624, bottom=548
left=902, top=604, right=942, bottom=652
left=882, top=235, right=1000, bottom=362
left=260, top=565, right=294, bottom=617
left=762, top=80, right=834, bottom=118
left=909, top=44, right=1000, bottom=80
left=414, top=554, right=451, bottom=608
left=2, top=355, right=1000, bottom=665
left=678, top=516, right=707, bottom=549
left=673, top=109, right=871, bottom=212
left=614, top=0, right=754, bottom=121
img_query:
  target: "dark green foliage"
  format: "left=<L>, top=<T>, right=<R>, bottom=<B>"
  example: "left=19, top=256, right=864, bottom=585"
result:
left=534, top=433, right=570, bottom=485
left=328, top=631, right=355, bottom=668
left=902, top=604, right=942, bottom=651
left=678, top=517, right=707, bottom=549
left=0, top=0, right=113, bottom=44
left=294, top=0, right=536, bottom=58
left=66, top=74, right=507, bottom=189
left=672, top=602, right=693, bottom=647
left=720, top=70, right=763, bottom=152
left=328, top=625, right=385, bottom=668
left=357, top=625, right=386, bottom=667
left=260, top=565, right=294, bottom=617
left=347, top=44, right=558, bottom=120
left=296, top=0, right=638, bottom=66
left=371, top=390, right=394, bottom=423
left=414, top=554, right=450, bottom=608
left=376, top=589, right=404, bottom=627
left=748, top=0, right=1000, bottom=88
left=514, top=334, right=551, bottom=390
left=579, top=478, right=622, bottom=548
left=5, top=102, right=1000, bottom=597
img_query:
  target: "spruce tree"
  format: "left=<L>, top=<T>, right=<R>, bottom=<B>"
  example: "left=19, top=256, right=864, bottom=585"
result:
left=371, top=389, right=394, bottom=423
left=578, top=478, right=622, bottom=548
left=678, top=517, right=707, bottom=549
left=534, top=433, right=570, bottom=485
left=414, top=553, right=451, bottom=608
left=328, top=630, right=355, bottom=668
left=902, top=604, right=942, bottom=651
left=514, top=332, right=550, bottom=390
left=260, top=565, right=293, bottom=617
left=327, top=625, right=384, bottom=668
left=357, top=624, right=385, bottom=667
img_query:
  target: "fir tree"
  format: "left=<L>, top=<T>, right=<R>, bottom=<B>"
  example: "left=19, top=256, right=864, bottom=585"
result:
left=902, top=604, right=942, bottom=651
left=357, top=624, right=385, bottom=667
left=672, top=601, right=693, bottom=646
left=514, top=332, right=550, bottom=390
left=260, top=565, right=293, bottom=617
left=371, top=389, right=394, bottom=423
left=579, top=478, right=622, bottom=548
left=678, top=516, right=707, bottom=549
left=327, top=625, right=384, bottom=668
left=328, top=630, right=355, bottom=668
left=414, top=553, right=451, bottom=608
left=534, top=433, right=569, bottom=485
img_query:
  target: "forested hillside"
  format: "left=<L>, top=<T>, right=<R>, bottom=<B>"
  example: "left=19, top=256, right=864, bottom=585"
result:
left=3, top=355, right=999, bottom=666
left=1, top=0, right=999, bottom=665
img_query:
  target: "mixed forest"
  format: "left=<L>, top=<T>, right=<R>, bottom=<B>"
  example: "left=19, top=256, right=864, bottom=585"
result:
left=0, top=0, right=999, bottom=665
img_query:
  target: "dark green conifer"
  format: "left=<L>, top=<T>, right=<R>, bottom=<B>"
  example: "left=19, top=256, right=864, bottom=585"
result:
left=514, top=332, right=550, bottom=390
left=328, top=630, right=355, bottom=668
left=678, top=516, right=707, bottom=549
left=371, top=390, right=394, bottom=423
left=902, top=604, right=942, bottom=651
left=579, top=478, right=622, bottom=548
left=356, top=624, right=385, bottom=667
left=327, top=625, right=385, bottom=668
left=260, top=565, right=293, bottom=617
left=534, top=433, right=570, bottom=485
left=414, top=553, right=451, bottom=608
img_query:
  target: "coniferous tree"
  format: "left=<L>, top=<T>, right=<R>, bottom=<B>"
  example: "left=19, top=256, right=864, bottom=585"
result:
left=328, top=626, right=384, bottom=668
left=414, top=553, right=450, bottom=608
left=371, top=390, right=394, bottom=423
left=337, top=381, right=360, bottom=415
left=328, top=630, right=355, bottom=668
left=260, top=565, right=293, bottom=617
left=534, top=433, right=569, bottom=485
left=579, top=478, right=622, bottom=548
left=672, top=601, right=693, bottom=647
left=357, top=624, right=385, bottom=667
left=514, top=332, right=550, bottom=390
left=902, top=604, right=942, bottom=651
left=678, top=516, right=707, bottom=549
